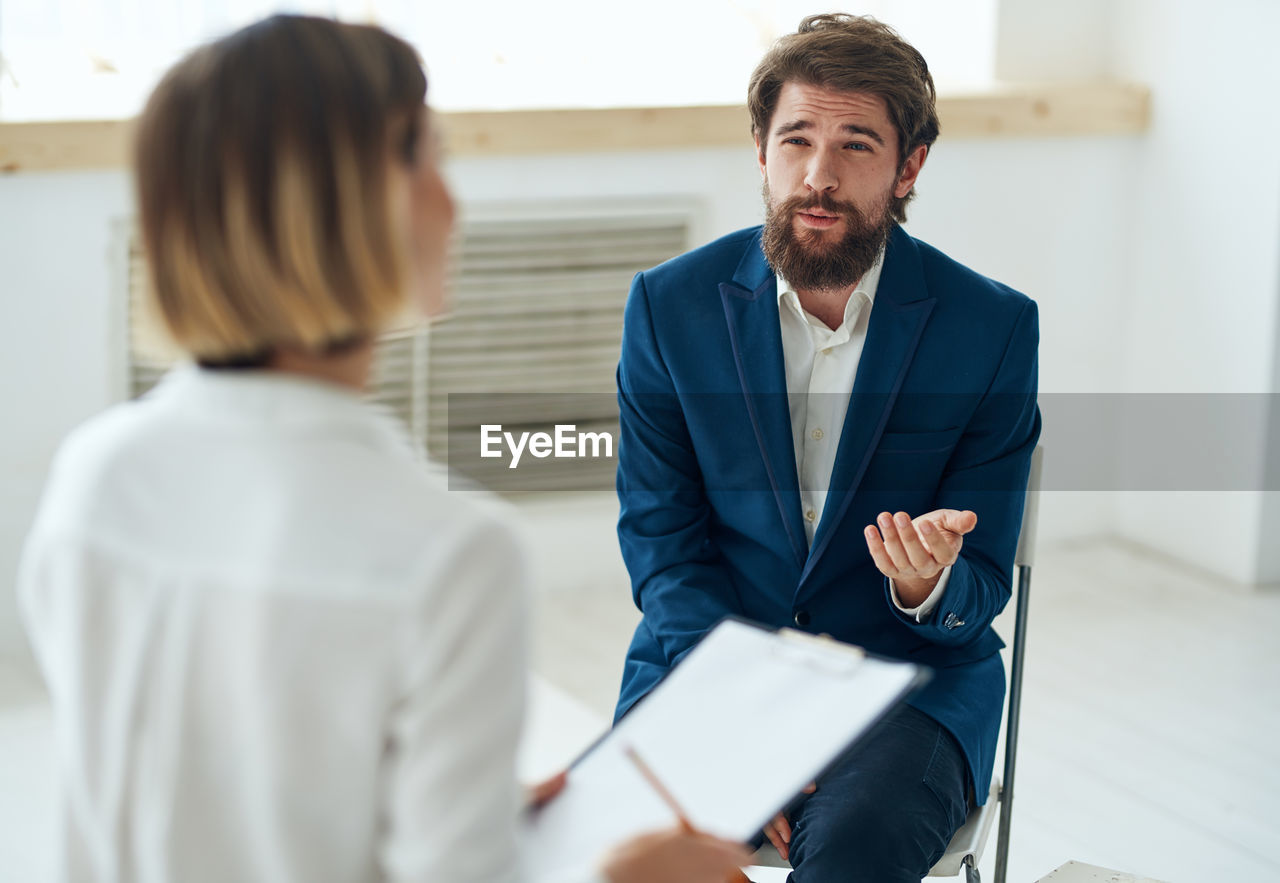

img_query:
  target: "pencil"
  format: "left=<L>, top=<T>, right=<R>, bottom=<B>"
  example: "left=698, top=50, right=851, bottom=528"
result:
left=622, top=744, right=753, bottom=883
left=622, top=744, right=695, bottom=832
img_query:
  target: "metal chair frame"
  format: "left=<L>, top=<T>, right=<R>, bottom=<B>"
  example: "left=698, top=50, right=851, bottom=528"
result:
left=928, top=444, right=1042, bottom=883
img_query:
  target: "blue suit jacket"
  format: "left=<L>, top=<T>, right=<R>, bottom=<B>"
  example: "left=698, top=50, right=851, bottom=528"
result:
left=613, top=224, right=1041, bottom=800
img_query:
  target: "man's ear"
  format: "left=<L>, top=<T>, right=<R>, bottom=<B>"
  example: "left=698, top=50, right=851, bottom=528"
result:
left=894, top=144, right=928, bottom=199
left=754, top=135, right=767, bottom=180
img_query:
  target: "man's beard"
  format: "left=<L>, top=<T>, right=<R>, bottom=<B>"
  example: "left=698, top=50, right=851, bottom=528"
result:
left=760, top=182, right=895, bottom=293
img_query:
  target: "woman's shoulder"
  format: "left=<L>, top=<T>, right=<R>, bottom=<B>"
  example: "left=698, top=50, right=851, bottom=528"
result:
left=35, top=397, right=167, bottom=522
left=32, top=386, right=528, bottom=604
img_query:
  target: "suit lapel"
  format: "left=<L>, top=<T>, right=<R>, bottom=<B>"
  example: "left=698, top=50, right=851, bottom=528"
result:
left=801, top=227, right=937, bottom=582
left=719, top=233, right=808, bottom=570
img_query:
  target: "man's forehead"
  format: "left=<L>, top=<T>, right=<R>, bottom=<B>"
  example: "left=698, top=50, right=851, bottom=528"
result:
left=773, top=81, right=890, bottom=125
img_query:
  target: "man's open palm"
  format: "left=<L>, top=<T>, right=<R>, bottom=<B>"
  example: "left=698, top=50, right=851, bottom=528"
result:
left=864, top=509, right=977, bottom=606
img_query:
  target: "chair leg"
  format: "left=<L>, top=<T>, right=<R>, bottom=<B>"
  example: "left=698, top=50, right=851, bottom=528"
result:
left=993, top=822, right=1010, bottom=883
left=964, top=855, right=981, bottom=883
left=994, top=564, right=1032, bottom=883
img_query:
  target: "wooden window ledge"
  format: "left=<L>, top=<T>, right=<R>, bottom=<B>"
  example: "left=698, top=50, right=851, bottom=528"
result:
left=0, top=81, right=1149, bottom=174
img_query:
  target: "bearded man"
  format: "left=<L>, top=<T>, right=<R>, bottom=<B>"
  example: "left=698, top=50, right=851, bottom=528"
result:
left=612, top=13, right=1041, bottom=882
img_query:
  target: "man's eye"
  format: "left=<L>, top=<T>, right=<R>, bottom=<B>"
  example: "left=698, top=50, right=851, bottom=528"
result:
left=847, top=142, right=870, bottom=151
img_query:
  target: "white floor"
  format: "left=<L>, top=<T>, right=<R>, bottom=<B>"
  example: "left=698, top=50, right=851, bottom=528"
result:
left=3, top=493, right=1279, bottom=882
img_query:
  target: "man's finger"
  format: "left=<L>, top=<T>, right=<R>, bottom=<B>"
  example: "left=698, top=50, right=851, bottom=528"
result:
left=892, top=511, right=936, bottom=570
left=875, top=513, right=913, bottom=572
left=764, top=816, right=790, bottom=861
left=864, top=524, right=898, bottom=577
left=917, top=519, right=962, bottom=567
left=935, top=509, right=978, bottom=535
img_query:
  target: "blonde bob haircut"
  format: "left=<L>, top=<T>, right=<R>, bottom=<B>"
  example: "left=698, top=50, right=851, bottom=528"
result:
left=134, top=15, right=427, bottom=365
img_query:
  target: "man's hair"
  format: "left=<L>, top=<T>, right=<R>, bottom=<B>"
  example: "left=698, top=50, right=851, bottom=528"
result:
left=133, top=15, right=428, bottom=364
left=748, top=13, right=940, bottom=222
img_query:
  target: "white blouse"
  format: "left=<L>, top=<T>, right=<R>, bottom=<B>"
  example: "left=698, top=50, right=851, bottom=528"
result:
left=18, top=366, right=549, bottom=883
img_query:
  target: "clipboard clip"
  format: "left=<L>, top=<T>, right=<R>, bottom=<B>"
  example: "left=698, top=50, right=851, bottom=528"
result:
left=770, top=629, right=865, bottom=675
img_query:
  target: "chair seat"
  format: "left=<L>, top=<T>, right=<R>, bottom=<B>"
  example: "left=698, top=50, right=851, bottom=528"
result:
left=928, top=778, right=1001, bottom=876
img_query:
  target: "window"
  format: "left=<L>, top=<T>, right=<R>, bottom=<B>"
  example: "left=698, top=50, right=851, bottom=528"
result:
left=126, top=201, right=693, bottom=492
left=0, top=0, right=996, bottom=121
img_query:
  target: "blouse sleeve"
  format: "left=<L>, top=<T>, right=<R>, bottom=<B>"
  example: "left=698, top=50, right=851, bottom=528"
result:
left=377, top=512, right=529, bottom=883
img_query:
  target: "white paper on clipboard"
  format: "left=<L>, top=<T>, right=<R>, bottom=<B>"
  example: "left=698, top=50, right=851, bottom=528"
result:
left=521, top=618, right=928, bottom=881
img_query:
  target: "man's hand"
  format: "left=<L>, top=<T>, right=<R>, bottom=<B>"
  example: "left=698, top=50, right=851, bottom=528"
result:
left=762, top=782, right=816, bottom=862
left=864, top=509, right=977, bottom=608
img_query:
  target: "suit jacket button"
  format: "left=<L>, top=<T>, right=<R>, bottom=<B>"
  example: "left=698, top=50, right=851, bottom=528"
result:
left=794, top=610, right=811, bottom=627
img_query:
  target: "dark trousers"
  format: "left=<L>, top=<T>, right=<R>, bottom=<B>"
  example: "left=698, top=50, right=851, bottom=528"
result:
left=783, top=704, right=970, bottom=883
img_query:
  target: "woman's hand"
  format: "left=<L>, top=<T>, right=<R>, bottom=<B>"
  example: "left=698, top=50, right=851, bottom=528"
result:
left=600, top=827, right=750, bottom=883
left=525, top=770, right=567, bottom=810
left=530, top=770, right=751, bottom=881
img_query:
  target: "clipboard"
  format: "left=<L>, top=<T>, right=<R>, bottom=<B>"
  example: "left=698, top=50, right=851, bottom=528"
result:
left=522, top=617, right=930, bottom=879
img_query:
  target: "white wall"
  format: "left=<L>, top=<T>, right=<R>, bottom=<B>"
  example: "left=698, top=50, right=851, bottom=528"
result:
left=0, top=171, right=134, bottom=661
left=1108, top=0, right=1280, bottom=585
left=998, top=0, right=1280, bottom=586
left=996, top=0, right=1114, bottom=81
left=1263, top=262, right=1280, bottom=585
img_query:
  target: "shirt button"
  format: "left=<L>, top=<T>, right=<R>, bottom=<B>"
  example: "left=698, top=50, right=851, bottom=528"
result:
left=810, top=428, right=824, bottom=441
left=804, top=509, right=817, bottom=523
left=794, top=610, right=811, bottom=627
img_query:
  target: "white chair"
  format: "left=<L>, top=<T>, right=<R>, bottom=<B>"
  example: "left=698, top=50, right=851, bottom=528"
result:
left=745, top=445, right=1043, bottom=883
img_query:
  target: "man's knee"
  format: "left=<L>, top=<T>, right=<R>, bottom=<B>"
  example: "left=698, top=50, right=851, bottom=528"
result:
left=786, top=709, right=969, bottom=882
left=788, top=790, right=954, bottom=881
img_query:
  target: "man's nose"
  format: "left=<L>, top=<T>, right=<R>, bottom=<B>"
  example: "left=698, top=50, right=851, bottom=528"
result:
left=804, top=152, right=838, bottom=193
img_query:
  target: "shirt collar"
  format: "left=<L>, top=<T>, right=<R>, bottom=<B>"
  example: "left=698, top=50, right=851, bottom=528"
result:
left=776, top=247, right=886, bottom=327
left=148, top=363, right=407, bottom=449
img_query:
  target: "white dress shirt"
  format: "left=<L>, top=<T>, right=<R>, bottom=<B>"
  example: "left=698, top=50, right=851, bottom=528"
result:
left=18, top=367, right=597, bottom=883
left=776, top=255, right=949, bottom=621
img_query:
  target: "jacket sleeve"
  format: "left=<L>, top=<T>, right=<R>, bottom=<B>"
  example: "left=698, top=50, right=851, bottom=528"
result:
left=884, top=297, right=1041, bottom=646
left=616, top=272, right=743, bottom=672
